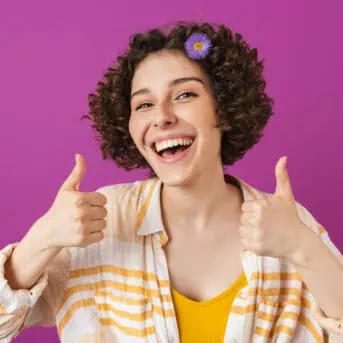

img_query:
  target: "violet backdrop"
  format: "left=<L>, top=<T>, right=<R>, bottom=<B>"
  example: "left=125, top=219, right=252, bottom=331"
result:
left=0, top=0, right=342, bottom=341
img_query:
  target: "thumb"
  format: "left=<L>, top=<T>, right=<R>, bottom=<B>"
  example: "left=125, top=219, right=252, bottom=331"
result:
left=60, top=154, right=87, bottom=192
left=274, top=156, right=294, bottom=201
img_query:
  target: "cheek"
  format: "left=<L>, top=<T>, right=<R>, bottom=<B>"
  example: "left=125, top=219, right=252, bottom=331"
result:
left=189, top=101, right=217, bottom=127
left=128, top=115, right=140, bottom=139
left=128, top=118, right=136, bottom=144
left=128, top=115, right=148, bottom=148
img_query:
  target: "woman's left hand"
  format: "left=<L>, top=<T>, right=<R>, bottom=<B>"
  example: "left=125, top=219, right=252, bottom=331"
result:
left=239, top=156, right=312, bottom=262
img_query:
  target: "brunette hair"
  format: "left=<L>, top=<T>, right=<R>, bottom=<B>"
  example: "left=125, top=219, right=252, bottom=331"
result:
left=82, top=21, right=274, bottom=175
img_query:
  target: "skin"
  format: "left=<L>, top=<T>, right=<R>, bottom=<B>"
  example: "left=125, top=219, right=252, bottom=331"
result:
left=129, top=49, right=246, bottom=300
left=129, top=49, right=343, bottom=325
left=5, top=154, right=107, bottom=290
left=5, top=47, right=343, bottom=332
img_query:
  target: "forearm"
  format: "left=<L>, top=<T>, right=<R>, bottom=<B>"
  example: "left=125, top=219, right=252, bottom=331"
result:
left=5, top=215, right=62, bottom=290
left=289, top=224, right=343, bottom=319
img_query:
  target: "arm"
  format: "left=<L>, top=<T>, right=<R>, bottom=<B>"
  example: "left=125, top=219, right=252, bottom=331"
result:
left=0, top=241, right=70, bottom=342
left=0, top=154, right=108, bottom=341
left=289, top=203, right=343, bottom=341
left=4, top=215, right=63, bottom=291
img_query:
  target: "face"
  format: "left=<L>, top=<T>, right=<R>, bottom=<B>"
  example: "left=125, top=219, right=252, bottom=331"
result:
left=129, top=49, right=223, bottom=186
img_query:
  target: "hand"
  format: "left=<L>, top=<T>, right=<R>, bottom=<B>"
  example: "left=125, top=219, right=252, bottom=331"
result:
left=43, top=153, right=108, bottom=248
left=239, top=156, right=310, bottom=261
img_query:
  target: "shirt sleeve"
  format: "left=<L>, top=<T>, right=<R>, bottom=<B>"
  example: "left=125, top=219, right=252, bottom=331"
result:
left=0, top=243, right=71, bottom=342
left=295, top=201, right=343, bottom=341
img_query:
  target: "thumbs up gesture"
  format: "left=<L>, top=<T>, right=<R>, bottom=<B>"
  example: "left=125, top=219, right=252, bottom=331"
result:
left=44, top=154, right=108, bottom=248
left=239, top=157, right=311, bottom=263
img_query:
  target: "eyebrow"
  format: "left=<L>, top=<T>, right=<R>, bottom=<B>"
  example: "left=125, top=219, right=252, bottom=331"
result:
left=130, top=77, right=205, bottom=100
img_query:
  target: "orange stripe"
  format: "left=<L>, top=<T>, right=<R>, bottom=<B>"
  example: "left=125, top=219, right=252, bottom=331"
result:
left=247, top=287, right=302, bottom=298
left=255, top=324, right=295, bottom=337
left=136, top=179, right=158, bottom=231
left=258, top=310, right=299, bottom=323
left=95, top=290, right=148, bottom=306
left=152, top=303, right=175, bottom=317
left=58, top=281, right=147, bottom=311
left=231, top=303, right=258, bottom=314
left=96, top=290, right=175, bottom=317
left=318, top=226, right=326, bottom=235
left=281, top=299, right=301, bottom=306
left=250, top=272, right=302, bottom=281
left=246, top=310, right=322, bottom=340
left=298, top=312, right=322, bottom=342
left=274, top=325, right=296, bottom=335
left=256, top=310, right=277, bottom=322
left=159, top=231, right=169, bottom=246
left=69, top=264, right=169, bottom=286
left=273, top=324, right=296, bottom=336
left=58, top=280, right=165, bottom=311
left=231, top=294, right=312, bottom=315
left=139, top=179, right=149, bottom=196
left=255, top=325, right=272, bottom=337
left=94, top=292, right=174, bottom=317
left=57, top=298, right=95, bottom=336
left=270, top=311, right=300, bottom=337
left=97, top=303, right=153, bottom=321
left=58, top=294, right=175, bottom=336
left=58, top=280, right=173, bottom=312
left=100, top=317, right=155, bottom=337
left=301, top=295, right=312, bottom=309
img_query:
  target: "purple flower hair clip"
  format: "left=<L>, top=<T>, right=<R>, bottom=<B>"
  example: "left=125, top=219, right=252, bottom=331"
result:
left=184, top=32, right=212, bottom=60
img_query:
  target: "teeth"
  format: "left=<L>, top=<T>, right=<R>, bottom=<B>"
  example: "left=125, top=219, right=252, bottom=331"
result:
left=155, top=138, right=193, bottom=153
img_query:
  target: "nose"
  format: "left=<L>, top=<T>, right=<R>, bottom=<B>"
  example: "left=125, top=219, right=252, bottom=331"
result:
left=152, top=103, right=177, bottom=129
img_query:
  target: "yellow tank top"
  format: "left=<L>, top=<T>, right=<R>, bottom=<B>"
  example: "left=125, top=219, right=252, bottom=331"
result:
left=171, top=272, right=248, bottom=343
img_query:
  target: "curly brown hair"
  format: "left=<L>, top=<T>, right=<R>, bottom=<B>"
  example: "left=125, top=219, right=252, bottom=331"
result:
left=81, top=21, right=274, bottom=176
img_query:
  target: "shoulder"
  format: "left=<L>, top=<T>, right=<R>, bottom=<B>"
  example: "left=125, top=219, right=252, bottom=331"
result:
left=94, top=177, right=160, bottom=238
left=94, top=177, right=157, bottom=206
left=95, top=179, right=143, bottom=204
left=68, top=178, right=160, bottom=268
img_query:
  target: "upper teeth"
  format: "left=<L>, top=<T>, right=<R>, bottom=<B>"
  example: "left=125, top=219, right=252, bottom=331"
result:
left=155, top=138, right=193, bottom=153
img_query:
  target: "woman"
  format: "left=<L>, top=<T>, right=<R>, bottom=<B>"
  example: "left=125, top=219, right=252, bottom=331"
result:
left=1, top=22, right=343, bottom=343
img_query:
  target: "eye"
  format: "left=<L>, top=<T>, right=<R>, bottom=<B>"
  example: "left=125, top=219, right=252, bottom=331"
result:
left=135, top=92, right=197, bottom=111
left=135, top=102, right=152, bottom=111
left=176, top=92, right=197, bottom=100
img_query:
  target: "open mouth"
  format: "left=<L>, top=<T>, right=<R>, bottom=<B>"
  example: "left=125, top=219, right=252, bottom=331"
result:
left=151, top=137, right=195, bottom=160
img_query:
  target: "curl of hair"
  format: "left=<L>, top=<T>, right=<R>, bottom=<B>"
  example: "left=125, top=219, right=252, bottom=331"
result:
left=81, top=21, right=274, bottom=175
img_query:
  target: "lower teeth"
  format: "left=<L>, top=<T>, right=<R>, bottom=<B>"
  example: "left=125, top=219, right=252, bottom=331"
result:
left=160, top=145, right=190, bottom=157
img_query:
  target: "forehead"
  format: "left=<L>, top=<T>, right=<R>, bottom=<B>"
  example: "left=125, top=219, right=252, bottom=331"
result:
left=131, top=49, right=208, bottom=89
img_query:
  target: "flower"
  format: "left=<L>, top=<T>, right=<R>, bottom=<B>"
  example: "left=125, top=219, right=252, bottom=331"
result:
left=184, top=33, right=212, bottom=60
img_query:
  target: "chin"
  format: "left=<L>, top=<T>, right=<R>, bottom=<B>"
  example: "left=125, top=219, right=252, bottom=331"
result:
left=152, top=165, right=198, bottom=187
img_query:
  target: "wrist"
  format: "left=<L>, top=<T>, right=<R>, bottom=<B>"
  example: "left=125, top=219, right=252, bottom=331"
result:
left=5, top=216, right=62, bottom=290
left=29, top=214, right=61, bottom=253
left=286, top=224, right=322, bottom=268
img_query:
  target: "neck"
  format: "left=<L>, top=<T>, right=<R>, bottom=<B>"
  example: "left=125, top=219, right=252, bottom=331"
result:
left=161, top=165, right=243, bottom=233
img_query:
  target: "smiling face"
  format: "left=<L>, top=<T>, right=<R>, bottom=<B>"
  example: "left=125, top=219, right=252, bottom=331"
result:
left=129, top=49, right=223, bottom=186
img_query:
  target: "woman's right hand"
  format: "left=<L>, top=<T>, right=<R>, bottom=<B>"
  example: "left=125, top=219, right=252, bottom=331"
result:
left=42, top=153, right=108, bottom=249
left=4, top=153, right=108, bottom=291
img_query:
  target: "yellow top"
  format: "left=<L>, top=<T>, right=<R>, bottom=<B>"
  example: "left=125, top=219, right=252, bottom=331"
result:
left=171, top=272, right=248, bottom=343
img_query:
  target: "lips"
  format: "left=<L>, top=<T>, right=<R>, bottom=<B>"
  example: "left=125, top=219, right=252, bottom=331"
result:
left=151, top=137, right=196, bottom=164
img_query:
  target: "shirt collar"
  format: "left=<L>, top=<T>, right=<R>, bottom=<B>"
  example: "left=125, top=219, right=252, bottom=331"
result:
left=136, top=175, right=260, bottom=238
left=136, top=178, right=165, bottom=236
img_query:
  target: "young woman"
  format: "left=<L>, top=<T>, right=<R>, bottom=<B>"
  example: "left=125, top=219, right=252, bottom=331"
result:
left=1, top=22, right=343, bottom=343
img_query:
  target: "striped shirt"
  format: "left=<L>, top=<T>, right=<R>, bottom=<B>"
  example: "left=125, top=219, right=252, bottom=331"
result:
left=1, top=176, right=343, bottom=342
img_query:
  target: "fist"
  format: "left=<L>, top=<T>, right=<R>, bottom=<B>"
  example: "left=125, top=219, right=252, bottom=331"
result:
left=239, top=156, right=307, bottom=262
left=43, top=154, right=108, bottom=248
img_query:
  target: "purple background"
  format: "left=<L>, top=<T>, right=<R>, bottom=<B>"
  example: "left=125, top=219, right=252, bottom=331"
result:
left=1, top=0, right=342, bottom=341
